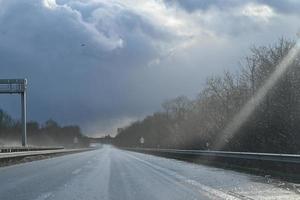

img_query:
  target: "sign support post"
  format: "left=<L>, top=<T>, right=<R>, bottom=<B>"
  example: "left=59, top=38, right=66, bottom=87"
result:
left=21, top=91, right=27, bottom=146
left=0, top=79, right=27, bottom=146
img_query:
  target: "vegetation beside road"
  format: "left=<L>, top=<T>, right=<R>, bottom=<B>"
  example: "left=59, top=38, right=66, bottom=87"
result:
left=114, top=38, right=300, bottom=154
left=0, top=113, right=89, bottom=148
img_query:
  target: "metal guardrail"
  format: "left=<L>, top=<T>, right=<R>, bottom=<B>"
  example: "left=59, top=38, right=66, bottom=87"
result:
left=125, top=148, right=300, bottom=164
left=0, top=148, right=93, bottom=165
left=0, top=146, right=64, bottom=153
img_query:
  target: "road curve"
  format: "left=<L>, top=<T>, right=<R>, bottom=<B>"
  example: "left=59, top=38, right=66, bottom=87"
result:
left=0, top=145, right=299, bottom=200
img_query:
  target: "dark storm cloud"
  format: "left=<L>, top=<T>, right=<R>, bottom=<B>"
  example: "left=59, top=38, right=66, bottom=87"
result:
left=0, top=0, right=299, bottom=136
left=258, top=0, right=300, bottom=15
left=0, top=0, right=175, bottom=135
left=163, top=0, right=300, bottom=15
left=163, top=0, right=241, bottom=12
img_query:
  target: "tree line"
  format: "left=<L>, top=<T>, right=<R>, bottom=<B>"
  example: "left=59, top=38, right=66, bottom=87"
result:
left=114, top=38, right=300, bottom=154
left=0, top=110, right=89, bottom=148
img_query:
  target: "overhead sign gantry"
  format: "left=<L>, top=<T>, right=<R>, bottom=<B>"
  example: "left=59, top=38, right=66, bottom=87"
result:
left=0, top=79, right=27, bottom=146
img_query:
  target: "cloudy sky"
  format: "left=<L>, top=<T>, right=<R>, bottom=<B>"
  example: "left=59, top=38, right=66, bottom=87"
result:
left=0, top=0, right=299, bottom=136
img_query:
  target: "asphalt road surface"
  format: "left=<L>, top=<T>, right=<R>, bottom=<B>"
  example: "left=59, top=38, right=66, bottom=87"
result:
left=0, top=145, right=299, bottom=200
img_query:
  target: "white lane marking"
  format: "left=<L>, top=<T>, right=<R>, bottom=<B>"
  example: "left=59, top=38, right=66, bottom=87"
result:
left=125, top=152, right=241, bottom=200
left=34, top=192, right=53, bottom=200
left=127, top=151, right=300, bottom=200
left=184, top=179, right=243, bottom=200
left=239, top=190, right=300, bottom=200
left=72, top=168, right=82, bottom=175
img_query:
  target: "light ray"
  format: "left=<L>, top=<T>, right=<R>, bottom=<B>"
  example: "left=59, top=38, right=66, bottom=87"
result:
left=214, top=40, right=300, bottom=150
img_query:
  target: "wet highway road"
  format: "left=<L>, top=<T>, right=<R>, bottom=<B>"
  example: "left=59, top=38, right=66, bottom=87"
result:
left=0, top=145, right=299, bottom=200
